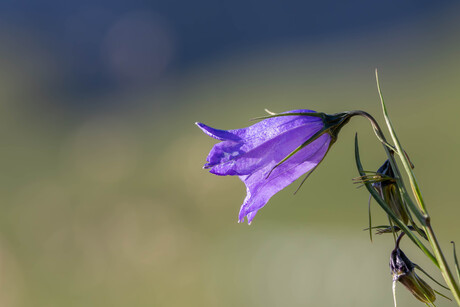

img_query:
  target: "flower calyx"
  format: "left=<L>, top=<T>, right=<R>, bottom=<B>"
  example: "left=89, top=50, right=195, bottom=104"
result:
left=321, top=112, right=354, bottom=143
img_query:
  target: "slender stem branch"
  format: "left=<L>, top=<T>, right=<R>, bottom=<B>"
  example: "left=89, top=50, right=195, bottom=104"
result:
left=375, top=71, right=428, bottom=216
left=426, top=222, right=460, bottom=304
left=374, top=69, right=460, bottom=305
left=395, top=232, right=405, bottom=249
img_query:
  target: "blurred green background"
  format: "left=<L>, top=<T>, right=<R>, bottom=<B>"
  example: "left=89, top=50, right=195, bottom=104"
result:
left=0, top=1, right=460, bottom=306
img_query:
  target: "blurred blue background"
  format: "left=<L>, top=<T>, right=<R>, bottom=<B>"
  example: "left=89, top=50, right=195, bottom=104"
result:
left=0, top=0, right=456, bottom=102
left=0, top=1, right=459, bottom=306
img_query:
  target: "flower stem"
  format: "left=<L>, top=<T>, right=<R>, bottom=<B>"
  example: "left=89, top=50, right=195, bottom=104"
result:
left=425, top=222, right=460, bottom=304
left=375, top=69, right=460, bottom=305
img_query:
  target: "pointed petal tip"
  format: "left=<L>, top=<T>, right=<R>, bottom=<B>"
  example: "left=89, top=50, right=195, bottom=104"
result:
left=237, top=216, right=251, bottom=225
left=195, top=122, right=208, bottom=132
left=238, top=211, right=246, bottom=224
left=196, top=122, right=212, bottom=133
left=195, top=122, right=237, bottom=141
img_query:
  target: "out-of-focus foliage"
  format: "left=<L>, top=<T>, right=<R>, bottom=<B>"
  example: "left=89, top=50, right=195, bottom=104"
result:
left=0, top=1, right=459, bottom=306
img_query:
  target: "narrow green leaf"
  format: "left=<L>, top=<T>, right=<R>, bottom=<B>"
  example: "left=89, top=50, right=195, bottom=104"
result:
left=388, top=215, right=397, bottom=244
left=368, top=194, right=373, bottom=242
left=433, top=289, right=452, bottom=301
left=451, top=241, right=460, bottom=283
left=414, top=264, right=450, bottom=290
left=405, top=203, right=428, bottom=240
left=375, top=69, right=428, bottom=216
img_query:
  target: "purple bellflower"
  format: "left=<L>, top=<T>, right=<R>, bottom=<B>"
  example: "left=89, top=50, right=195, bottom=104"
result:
left=196, top=110, right=353, bottom=224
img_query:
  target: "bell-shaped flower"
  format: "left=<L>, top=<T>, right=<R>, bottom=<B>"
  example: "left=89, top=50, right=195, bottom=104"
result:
left=196, top=109, right=352, bottom=224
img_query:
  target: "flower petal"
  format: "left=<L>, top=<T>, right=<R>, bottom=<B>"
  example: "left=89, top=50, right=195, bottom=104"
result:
left=198, top=110, right=324, bottom=176
left=229, top=109, right=320, bottom=142
left=195, top=122, right=241, bottom=141
left=211, top=122, right=324, bottom=175
left=238, top=134, right=331, bottom=224
left=203, top=140, right=243, bottom=173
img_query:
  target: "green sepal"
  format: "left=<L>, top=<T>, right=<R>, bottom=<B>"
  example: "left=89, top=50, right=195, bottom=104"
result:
left=293, top=146, right=331, bottom=195
left=433, top=289, right=452, bottom=301
left=368, top=225, right=427, bottom=239
left=250, top=112, right=324, bottom=122
left=414, top=264, right=450, bottom=291
left=252, top=110, right=353, bottom=180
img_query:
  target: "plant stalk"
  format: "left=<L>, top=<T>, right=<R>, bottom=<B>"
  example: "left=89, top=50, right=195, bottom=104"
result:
left=375, top=69, right=460, bottom=305
left=425, top=222, right=460, bottom=304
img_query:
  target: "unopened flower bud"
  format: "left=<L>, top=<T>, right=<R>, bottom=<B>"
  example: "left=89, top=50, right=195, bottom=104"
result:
left=374, top=160, right=409, bottom=224
left=390, top=247, right=436, bottom=304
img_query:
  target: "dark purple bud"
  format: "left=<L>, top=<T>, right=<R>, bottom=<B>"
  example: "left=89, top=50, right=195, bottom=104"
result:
left=390, top=247, right=436, bottom=304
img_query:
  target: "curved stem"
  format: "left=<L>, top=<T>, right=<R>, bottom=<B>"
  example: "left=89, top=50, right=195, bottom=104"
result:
left=348, top=111, right=426, bottom=225
left=395, top=232, right=405, bottom=249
